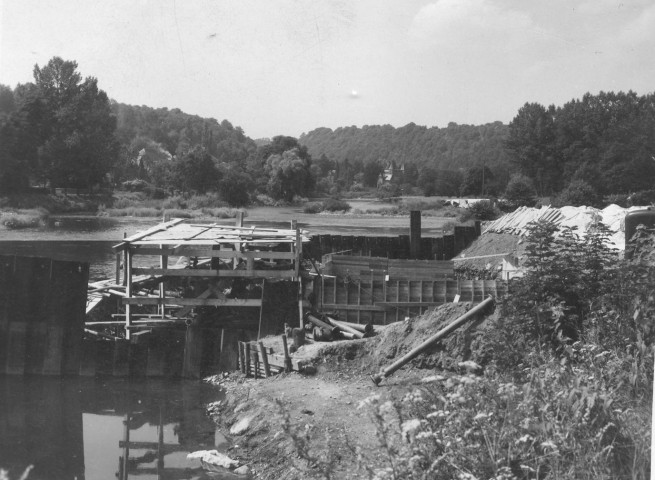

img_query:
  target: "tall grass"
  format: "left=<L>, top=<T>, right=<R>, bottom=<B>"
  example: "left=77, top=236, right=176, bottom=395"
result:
left=0, top=208, right=49, bottom=229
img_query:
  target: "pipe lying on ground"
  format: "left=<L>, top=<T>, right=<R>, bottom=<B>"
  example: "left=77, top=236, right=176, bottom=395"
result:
left=305, top=312, right=338, bottom=334
left=325, top=316, right=365, bottom=339
left=333, top=319, right=373, bottom=335
left=371, top=296, right=495, bottom=386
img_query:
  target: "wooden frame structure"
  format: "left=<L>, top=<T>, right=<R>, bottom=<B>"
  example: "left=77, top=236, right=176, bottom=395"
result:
left=111, top=217, right=308, bottom=340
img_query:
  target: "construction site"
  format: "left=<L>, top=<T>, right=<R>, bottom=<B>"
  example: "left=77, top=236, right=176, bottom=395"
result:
left=1, top=204, right=653, bottom=479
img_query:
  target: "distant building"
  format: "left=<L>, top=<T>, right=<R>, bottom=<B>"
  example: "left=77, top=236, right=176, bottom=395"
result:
left=377, top=162, right=404, bottom=187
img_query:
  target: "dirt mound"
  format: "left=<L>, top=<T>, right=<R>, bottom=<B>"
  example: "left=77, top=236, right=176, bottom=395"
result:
left=310, top=302, right=494, bottom=375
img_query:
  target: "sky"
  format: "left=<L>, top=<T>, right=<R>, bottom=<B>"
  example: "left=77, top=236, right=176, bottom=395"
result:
left=1, top=0, right=654, bottom=139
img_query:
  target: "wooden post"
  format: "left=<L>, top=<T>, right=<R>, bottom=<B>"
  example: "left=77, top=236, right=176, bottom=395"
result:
left=410, top=210, right=421, bottom=259
left=281, top=334, right=291, bottom=372
left=125, top=247, right=133, bottom=340
left=159, top=244, right=167, bottom=318
left=245, top=342, right=251, bottom=377
left=232, top=211, right=244, bottom=268
left=115, top=253, right=121, bottom=285
left=259, top=341, right=271, bottom=377
left=295, top=224, right=304, bottom=329
left=251, top=347, right=259, bottom=379
left=238, top=342, right=246, bottom=374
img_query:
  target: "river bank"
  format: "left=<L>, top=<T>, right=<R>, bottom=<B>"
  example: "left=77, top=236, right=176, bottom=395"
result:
left=204, top=300, right=652, bottom=480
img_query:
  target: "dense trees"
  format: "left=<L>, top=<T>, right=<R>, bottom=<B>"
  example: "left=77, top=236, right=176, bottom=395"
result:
left=507, top=91, right=655, bottom=197
left=264, top=148, right=315, bottom=201
left=0, top=58, right=118, bottom=190
left=2, top=57, right=654, bottom=206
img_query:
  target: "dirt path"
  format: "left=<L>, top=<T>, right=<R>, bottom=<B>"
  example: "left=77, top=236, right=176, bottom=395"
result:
left=208, top=368, right=433, bottom=479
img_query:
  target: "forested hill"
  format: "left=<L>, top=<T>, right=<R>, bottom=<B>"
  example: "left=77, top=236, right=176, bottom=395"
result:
left=112, top=103, right=257, bottom=165
left=299, top=122, right=511, bottom=172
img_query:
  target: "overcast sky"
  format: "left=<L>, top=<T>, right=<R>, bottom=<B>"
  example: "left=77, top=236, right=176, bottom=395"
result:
left=1, top=0, right=653, bottom=139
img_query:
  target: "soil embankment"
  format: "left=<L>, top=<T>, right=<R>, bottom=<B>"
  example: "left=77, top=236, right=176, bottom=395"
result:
left=206, top=302, right=491, bottom=479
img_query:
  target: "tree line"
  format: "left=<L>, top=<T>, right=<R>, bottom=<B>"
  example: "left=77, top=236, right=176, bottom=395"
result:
left=300, top=92, right=655, bottom=203
left=2, top=56, right=654, bottom=206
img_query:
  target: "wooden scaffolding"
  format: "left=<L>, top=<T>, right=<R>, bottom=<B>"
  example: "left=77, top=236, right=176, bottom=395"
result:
left=111, top=217, right=309, bottom=340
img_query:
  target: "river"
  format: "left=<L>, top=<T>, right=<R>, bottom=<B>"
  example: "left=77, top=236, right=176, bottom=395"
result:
left=0, top=216, right=241, bottom=479
left=0, top=376, right=229, bottom=480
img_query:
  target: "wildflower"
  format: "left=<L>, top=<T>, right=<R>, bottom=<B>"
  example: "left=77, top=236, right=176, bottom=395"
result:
left=459, top=375, right=479, bottom=385
left=458, top=360, right=481, bottom=372
left=357, top=394, right=380, bottom=409
left=515, top=434, right=533, bottom=444
left=427, top=410, right=448, bottom=419
left=416, top=431, right=436, bottom=440
left=473, top=412, right=489, bottom=421
left=540, top=440, right=558, bottom=451
left=457, top=472, right=478, bottom=480
left=401, top=419, right=422, bottom=436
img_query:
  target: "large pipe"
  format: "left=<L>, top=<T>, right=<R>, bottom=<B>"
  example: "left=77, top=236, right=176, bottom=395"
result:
left=325, top=316, right=364, bottom=339
left=305, top=312, right=338, bottom=334
left=371, top=296, right=495, bottom=385
left=332, top=319, right=373, bottom=335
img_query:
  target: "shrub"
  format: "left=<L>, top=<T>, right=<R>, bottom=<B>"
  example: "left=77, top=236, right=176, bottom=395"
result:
left=0, top=209, right=49, bottom=229
left=554, top=180, right=602, bottom=207
left=163, top=208, right=195, bottom=219
left=460, top=200, right=500, bottom=221
left=402, top=198, right=445, bottom=211
left=106, top=207, right=161, bottom=217
left=628, top=189, right=655, bottom=206
left=504, top=173, right=537, bottom=208
left=200, top=207, right=244, bottom=218
left=322, top=198, right=351, bottom=212
left=376, top=183, right=401, bottom=201
left=121, top=179, right=150, bottom=192
left=604, top=193, right=630, bottom=208
left=303, top=202, right=324, bottom=214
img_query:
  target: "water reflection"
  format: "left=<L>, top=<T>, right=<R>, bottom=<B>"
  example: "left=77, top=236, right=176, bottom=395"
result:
left=0, top=377, right=228, bottom=480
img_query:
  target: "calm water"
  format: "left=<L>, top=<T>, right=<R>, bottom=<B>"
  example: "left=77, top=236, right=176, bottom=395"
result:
left=0, top=376, right=230, bottom=480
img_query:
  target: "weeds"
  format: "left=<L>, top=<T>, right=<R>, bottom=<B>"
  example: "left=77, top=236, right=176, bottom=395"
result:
left=0, top=209, right=49, bottom=229
left=282, top=219, right=652, bottom=480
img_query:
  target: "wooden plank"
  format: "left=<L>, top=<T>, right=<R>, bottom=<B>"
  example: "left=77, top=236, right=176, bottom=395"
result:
left=113, top=218, right=186, bottom=250
left=320, top=303, right=387, bottom=312
left=259, top=341, right=271, bottom=377
left=132, top=267, right=295, bottom=279
left=123, top=297, right=261, bottom=307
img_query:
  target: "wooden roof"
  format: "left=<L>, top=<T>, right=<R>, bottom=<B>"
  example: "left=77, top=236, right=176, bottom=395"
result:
left=113, top=218, right=310, bottom=250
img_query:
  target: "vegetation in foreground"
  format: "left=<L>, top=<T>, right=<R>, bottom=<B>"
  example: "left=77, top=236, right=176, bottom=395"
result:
left=279, top=221, right=652, bottom=480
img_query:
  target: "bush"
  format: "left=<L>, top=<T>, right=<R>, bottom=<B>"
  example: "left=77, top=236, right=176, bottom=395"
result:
left=0, top=208, right=49, bottom=229
left=604, top=193, right=630, bottom=208
left=463, top=200, right=501, bottom=221
left=200, top=207, right=245, bottom=219
left=554, top=180, right=602, bottom=207
left=376, top=183, right=401, bottom=201
left=503, top=173, right=537, bottom=208
left=303, top=202, right=323, bottom=214
left=628, top=189, right=655, bottom=206
left=121, top=179, right=150, bottom=192
left=322, top=198, right=351, bottom=212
